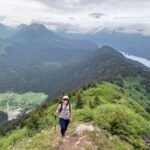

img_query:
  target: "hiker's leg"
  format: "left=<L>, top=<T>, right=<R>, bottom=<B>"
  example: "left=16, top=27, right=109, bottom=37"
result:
left=59, top=118, right=66, bottom=137
left=64, top=119, right=70, bottom=133
left=65, top=119, right=70, bottom=130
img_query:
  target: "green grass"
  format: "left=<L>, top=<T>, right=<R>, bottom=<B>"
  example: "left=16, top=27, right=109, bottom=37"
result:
left=86, top=130, right=134, bottom=150
left=3, top=128, right=58, bottom=150
left=82, top=83, right=122, bottom=103
left=0, top=127, right=28, bottom=149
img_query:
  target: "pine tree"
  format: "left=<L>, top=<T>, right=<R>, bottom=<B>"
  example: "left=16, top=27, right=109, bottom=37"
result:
left=89, top=100, right=94, bottom=109
left=75, top=94, right=84, bottom=109
left=93, top=96, right=102, bottom=108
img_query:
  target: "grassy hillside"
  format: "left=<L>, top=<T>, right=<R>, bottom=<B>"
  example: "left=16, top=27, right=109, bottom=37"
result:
left=0, top=76, right=150, bottom=150
left=122, top=76, right=150, bottom=108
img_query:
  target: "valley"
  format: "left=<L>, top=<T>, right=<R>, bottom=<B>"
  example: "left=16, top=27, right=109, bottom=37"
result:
left=0, top=92, right=48, bottom=121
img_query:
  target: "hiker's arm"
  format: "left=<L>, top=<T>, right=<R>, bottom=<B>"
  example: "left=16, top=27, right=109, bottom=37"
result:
left=55, top=109, right=59, bottom=115
left=55, top=104, right=61, bottom=116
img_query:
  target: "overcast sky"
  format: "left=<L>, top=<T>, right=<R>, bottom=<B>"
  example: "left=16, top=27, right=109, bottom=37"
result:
left=0, top=0, right=150, bottom=35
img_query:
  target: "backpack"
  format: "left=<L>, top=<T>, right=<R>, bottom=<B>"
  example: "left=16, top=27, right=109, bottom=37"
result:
left=59, top=102, right=71, bottom=113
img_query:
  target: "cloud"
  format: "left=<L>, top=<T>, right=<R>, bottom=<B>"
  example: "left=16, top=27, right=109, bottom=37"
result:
left=33, top=0, right=103, bottom=9
left=32, top=20, right=79, bottom=32
left=0, top=0, right=150, bottom=35
left=89, top=13, right=106, bottom=19
left=116, top=23, right=150, bottom=36
left=31, top=20, right=94, bottom=33
left=0, top=15, right=7, bottom=21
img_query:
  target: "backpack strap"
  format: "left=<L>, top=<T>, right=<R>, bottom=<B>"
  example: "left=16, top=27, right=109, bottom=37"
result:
left=59, top=102, right=63, bottom=113
left=59, top=103, right=71, bottom=113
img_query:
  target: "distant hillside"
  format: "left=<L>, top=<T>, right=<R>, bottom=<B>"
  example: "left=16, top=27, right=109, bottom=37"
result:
left=0, top=38, right=9, bottom=54
left=0, top=23, right=98, bottom=73
left=42, top=46, right=150, bottom=97
left=58, top=31, right=150, bottom=60
left=0, top=23, right=15, bottom=38
left=0, top=45, right=149, bottom=97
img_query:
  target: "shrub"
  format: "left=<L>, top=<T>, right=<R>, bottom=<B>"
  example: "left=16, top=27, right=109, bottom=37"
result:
left=89, top=96, right=102, bottom=109
left=25, top=112, right=40, bottom=130
left=75, top=94, right=84, bottom=109
left=94, top=104, right=150, bottom=149
left=73, top=108, right=94, bottom=122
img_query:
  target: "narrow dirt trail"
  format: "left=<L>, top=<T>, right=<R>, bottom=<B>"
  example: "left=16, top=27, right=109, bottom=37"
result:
left=59, top=134, right=96, bottom=150
left=58, top=124, right=97, bottom=150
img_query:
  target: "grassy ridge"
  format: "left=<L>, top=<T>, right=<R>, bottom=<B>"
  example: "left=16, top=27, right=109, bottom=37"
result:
left=0, top=76, right=150, bottom=150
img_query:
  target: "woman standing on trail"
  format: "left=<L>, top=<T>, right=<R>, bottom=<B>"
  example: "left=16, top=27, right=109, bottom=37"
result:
left=55, top=95, right=72, bottom=138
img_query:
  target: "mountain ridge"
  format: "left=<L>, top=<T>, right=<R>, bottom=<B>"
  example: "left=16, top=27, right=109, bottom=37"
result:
left=0, top=45, right=149, bottom=96
left=0, top=77, right=149, bottom=150
left=0, top=22, right=150, bottom=60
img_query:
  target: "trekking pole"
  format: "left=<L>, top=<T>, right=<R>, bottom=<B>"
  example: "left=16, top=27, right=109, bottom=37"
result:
left=54, top=114, right=57, bottom=131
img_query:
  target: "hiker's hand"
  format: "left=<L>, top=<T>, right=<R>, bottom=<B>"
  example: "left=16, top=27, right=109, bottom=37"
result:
left=54, top=109, right=59, bottom=116
left=70, top=117, right=72, bottom=122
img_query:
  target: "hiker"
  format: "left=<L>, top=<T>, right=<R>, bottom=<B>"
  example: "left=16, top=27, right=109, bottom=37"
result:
left=55, top=95, right=72, bottom=137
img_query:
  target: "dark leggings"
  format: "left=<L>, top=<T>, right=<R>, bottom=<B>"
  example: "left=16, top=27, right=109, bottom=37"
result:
left=59, top=118, right=70, bottom=137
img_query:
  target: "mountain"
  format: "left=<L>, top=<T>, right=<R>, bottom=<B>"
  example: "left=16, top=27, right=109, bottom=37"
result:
left=0, top=23, right=15, bottom=38
left=9, top=23, right=98, bottom=52
left=0, top=38, right=8, bottom=54
left=43, top=46, right=150, bottom=97
left=58, top=31, right=150, bottom=60
left=0, top=23, right=10, bottom=38
left=1, top=23, right=150, bottom=60
left=0, top=23, right=98, bottom=74
left=91, top=31, right=150, bottom=60
left=0, top=23, right=100, bottom=94
left=0, top=46, right=149, bottom=97
left=10, top=23, right=59, bottom=43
